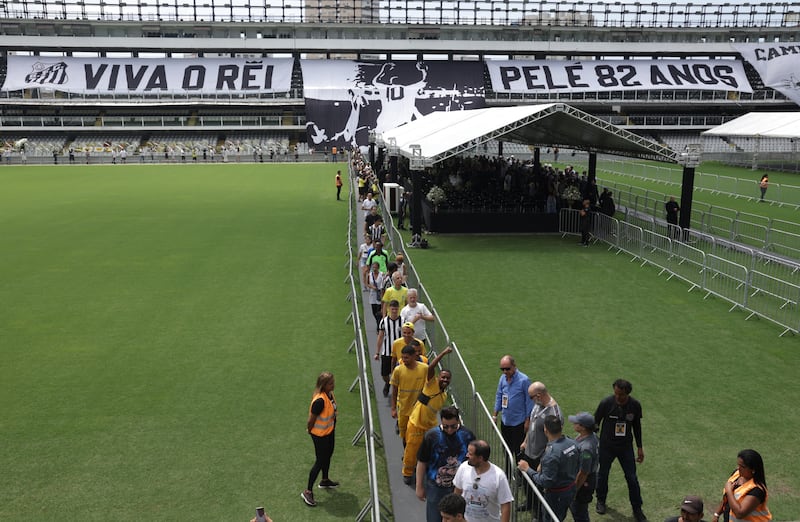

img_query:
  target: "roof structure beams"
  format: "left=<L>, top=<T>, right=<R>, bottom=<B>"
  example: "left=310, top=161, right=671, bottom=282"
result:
left=381, top=103, right=679, bottom=166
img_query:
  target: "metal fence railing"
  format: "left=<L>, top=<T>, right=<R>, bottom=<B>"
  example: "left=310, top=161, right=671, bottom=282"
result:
left=593, top=174, right=800, bottom=263
left=373, top=181, right=559, bottom=521
left=4, top=0, right=800, bottom=29
left=561, top=208, right=800, bottom=337
left=597, top=158, right=800, bottom=205
left=343, top=170, right=385, bottom=522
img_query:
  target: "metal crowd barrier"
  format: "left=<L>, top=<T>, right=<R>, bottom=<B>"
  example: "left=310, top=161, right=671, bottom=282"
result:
left=560, top=208, right=800, bottom=336
left=598, top=178, right=800, bottom=260
left=343, top=169, right=385, bottom=522
left=598, top=158, right=800, bottom=205
left=372, top=182, right=559, bottom=521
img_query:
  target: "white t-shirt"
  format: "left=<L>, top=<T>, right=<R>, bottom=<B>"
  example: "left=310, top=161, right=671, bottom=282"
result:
left=368, top=271, right=385, bottom=305
left=400, top=302, right=432, bottom=342
left=358, top=242, right=371, bottom=266
left=453, top=462, right=513, bottom=522
left=361, top=198, right=377, bottom=217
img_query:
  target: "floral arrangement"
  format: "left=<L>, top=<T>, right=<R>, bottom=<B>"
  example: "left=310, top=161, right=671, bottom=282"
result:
left=426, top=185, right=447, bottom=206
left=562, top=184, right=582, bottom=202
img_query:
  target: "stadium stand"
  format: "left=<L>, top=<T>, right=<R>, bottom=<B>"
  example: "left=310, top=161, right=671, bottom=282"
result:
left=3, top=0, right=800, bottom=519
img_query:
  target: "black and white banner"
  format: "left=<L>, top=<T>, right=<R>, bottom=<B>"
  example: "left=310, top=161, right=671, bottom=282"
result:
left=734, top=43, right=800, bottom=107
left=2, top=56, right=293, bottom=94
left=487, top=59, right=752, bottom=94
left=301, top=60, right=485, bottom=149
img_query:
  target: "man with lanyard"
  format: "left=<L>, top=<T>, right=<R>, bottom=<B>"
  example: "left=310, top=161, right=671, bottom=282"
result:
left=519, top=381, right=563, bottom=513
left=518, top=415, right=580, bottom=522
left=492, top=355, right=532, bottom=465
left=453, top=440, right=513, bottom=522
left=402, top=346, right=453, bottom=485
left=416, top=406, right=475, bottom=522
left=594, top=378, right=647, bottom=522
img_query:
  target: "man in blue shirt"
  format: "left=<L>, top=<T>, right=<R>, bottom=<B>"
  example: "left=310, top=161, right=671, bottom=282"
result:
left=417, top=406, right=475, bottom=522
left=492, top=355, right=533, bottom=468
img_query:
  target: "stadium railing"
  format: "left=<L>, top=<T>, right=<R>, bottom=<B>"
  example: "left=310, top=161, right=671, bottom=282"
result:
left=343, top=170, right=385, bottom=522
left=597, top=157, right=800, bottom=208
left=3, top=0, right=799, bottom=29
left=375, top=182, right=559, bottom=521
left=561, top=208, right=800, bottom=337
left=591, top=171, right=800, bottom=261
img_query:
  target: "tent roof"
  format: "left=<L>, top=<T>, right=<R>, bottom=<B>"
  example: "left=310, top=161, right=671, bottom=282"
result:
left=702, top=112, right=800, bottom=139
left=380, top=103, right=677, bottom=165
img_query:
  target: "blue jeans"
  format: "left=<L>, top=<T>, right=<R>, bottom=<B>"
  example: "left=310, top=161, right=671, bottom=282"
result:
left=596, top=445, right=642, bottom=508
left=425, top=479, right=453, bottom=522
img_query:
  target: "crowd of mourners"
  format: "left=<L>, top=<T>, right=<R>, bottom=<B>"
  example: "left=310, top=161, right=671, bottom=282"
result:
left=302, top=150, right=773, bottom=522
left=426, top=155, right=616, bottom=217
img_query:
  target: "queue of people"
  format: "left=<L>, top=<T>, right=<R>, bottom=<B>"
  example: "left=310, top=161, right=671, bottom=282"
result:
left=300, top=159, right=773, bottom=522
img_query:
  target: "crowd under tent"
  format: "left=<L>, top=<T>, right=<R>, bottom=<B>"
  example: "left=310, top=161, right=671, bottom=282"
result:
left=375, top=103, right=697, bottom=233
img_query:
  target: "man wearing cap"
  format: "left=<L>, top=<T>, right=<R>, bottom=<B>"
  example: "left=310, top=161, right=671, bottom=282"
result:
left=594, top=378, right=647, bottom=522
left=665, top=496, right=706, bottom=522
left=518, top=415, right=580, bottom=522
left=391, top=322, right=427, bottom=368
left=492, top=356, right=532, bottom=465
left=569, top=412, right=600, bottom=522
left=382, top=271, right=408, bottom=318
left=401, top=288, right=435, bottom=346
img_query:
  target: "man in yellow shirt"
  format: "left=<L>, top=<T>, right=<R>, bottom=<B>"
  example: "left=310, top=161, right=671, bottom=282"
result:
left=391, top=322, right=426, bottom=368
left=381, top=271, right=408, bottom=318
left=402, top=346, right=453, bottom=484
left=390, top=345, right=429, bottom=444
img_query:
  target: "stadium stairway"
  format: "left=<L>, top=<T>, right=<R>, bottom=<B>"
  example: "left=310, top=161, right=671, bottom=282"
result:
left=356, top=195, right=428, bottom=522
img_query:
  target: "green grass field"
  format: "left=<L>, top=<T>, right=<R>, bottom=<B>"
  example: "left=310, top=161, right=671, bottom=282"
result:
left=2, top=161, right=798, bottom=522
left=592, top=159, right=800, bottom=224
left=403, top=233, right=800, bottom=521
left=0, top=164, right=368, bottom=521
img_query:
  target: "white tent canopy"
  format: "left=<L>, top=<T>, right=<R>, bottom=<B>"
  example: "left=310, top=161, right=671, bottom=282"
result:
left=703, top=112, right=800, bottom=139
left=379, top=103, right=677, bottom=165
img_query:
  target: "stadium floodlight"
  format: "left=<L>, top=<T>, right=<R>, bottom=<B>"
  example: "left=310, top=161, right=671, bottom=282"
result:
left=679, top=144, right=702, bottom=168
left=387, top=137, right=398, bottom=156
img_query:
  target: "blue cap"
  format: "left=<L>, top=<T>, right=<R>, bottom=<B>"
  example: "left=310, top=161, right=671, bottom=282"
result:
left=568, top=412, right=596, bottom=430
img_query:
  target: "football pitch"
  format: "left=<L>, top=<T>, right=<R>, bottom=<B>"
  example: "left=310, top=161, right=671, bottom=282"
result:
left=1, top=162, right=798, bottom=521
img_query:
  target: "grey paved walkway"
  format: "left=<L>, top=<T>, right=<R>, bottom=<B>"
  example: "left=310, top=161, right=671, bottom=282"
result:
left=356, top=201, right=427, bottom=522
